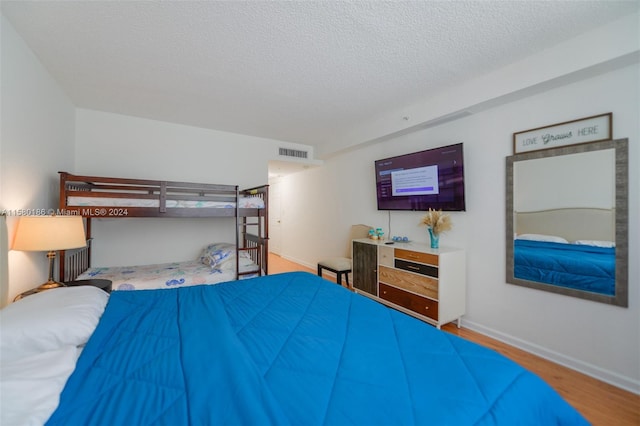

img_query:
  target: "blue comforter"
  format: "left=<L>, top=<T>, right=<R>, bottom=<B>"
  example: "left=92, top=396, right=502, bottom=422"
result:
left=514, top=239, right=615, bottom=295
left=47, top=272, right=587, bottom=425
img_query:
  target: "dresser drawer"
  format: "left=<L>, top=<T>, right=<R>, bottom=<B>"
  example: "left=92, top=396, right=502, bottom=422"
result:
left=378, top=246, right=394, bottom=267
left=379, top=283, right=438, bottom=320
left=395, top=249, right=439, bottom=266
left=378, top=265, right=438, bottom=300
left=395, top=259, right=438, bottom=278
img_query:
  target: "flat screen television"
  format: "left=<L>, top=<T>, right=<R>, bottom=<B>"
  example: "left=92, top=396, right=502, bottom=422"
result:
left=374, top=142, right=466, bottom=211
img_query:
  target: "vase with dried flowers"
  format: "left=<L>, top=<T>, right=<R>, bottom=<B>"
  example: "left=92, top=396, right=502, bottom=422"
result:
left=420, top=209, right=452, bottom=249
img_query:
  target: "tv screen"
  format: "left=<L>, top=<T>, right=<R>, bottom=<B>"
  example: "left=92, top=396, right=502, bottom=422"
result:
left=375, top=143, right=466, bottom=211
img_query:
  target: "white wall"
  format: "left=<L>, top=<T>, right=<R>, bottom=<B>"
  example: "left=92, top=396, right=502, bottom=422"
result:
left=0, top=14, right=318, bottom=288
left=74, top=109, right=313, bottom=266
left=0, top=16, right=76, bottom=304
left=278, top=64, right=639, bottom=393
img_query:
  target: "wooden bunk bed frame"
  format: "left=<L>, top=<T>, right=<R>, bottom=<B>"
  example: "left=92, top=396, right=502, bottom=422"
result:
left=58, top=171, right=268, bottom=282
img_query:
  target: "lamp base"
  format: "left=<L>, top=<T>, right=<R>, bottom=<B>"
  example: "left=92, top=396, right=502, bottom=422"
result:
left=13, top=280, right=67, bottom=302
left=37, top=280, right=66, bottom=290
left=38, top=251, right=66, bottom=290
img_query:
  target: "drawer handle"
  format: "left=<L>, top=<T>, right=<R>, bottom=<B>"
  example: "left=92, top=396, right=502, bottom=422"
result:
left=424, top=306, right=429, bottom=310
left=383, top=290, right=387, bottom=295
left=406, top=265, right=420, bottom=271
left=407, top=254, right=419, bottom=258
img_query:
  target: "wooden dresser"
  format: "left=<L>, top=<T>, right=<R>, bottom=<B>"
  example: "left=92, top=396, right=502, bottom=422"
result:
left=352, top=239, right=466, bottom=328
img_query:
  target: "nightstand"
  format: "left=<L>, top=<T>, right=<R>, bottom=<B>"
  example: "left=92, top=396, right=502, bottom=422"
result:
left=64, top=279, right=112, bottom=293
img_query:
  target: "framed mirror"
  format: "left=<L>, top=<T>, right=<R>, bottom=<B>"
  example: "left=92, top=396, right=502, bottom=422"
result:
left=506, top=138, right=628, bottom=307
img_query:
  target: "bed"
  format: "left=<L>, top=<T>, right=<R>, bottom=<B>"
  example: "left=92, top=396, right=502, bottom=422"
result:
left=1, top=272, right=588, bottom=425
left=513, top=208, right=616, bottom=295
left=58, top=171, right=269, bottom=282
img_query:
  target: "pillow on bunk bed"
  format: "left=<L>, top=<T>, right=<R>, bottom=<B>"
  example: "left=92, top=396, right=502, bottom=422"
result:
left=200, top=242, right=235, bottom=268
left=240, top=196, right=265, bottom=209
left=200, top=243, right=251, bottom=270
left=0, top=286, right=108, bottom=362
left=200, top=242, right=252, bottom=270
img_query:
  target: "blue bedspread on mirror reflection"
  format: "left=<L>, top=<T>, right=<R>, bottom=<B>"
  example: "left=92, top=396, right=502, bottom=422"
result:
left=46, top=272, right=587, bottom=425
left=514, top=240, right=615, bottom=295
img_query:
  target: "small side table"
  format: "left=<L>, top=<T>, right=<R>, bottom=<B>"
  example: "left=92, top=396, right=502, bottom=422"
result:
left=64, top=279, right=112, bottom=293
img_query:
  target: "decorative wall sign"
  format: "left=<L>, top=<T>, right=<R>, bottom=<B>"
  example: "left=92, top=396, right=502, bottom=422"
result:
left=513, top=113, right=612, bottom=154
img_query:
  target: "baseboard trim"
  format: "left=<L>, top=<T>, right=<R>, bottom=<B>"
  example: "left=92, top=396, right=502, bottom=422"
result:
left=276, top=254, right=346, bottom=284
left=276, top=254, right=319, bottom=274
left=462, top=319, right=640, bottom=395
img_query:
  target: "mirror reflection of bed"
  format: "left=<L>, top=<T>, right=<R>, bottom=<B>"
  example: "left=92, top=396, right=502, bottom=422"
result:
left=506, top=139, right=628, bottom=307
left=514, top=208, right=615, bottom=296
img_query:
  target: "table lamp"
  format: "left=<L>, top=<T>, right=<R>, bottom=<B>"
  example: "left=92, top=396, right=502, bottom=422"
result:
left=12, top=215, right=86, bottom=289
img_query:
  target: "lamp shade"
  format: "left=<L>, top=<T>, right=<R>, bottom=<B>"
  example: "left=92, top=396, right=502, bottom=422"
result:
left=12, top=216, right=86, bottom=251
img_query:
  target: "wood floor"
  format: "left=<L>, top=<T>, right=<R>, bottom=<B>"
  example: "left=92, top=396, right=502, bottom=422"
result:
left=268, top=253, right=640, bottom=426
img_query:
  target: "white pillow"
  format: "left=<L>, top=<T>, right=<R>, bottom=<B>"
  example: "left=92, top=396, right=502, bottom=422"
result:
left=516, top=233, right=568, bottom=244
left=199, top=242, right=251, bottom=269
left=0, top=286, right=108, bottom=362
left=199, top=242, right=234, bottom=267
left=0, top=346, right=80, bottom=426
left=574, top=240, right=616, bottom=248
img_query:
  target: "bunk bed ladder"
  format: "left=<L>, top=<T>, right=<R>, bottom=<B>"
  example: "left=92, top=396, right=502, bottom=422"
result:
left=234, top=185, right=240, bottom=281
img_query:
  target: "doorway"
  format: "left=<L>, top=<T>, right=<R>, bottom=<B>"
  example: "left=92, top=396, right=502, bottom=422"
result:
left=268, top=180, right=282, bottom=255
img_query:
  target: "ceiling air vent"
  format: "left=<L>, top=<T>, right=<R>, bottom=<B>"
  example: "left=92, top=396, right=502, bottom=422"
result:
left=279, top=147, right=308, bottom=159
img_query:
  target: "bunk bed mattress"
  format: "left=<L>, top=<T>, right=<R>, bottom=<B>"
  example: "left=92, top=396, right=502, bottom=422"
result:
left=67, top=196, right=265, bottom=209
left=77, top=260, right=259, bottom=291
left=46, top=272, right=587, bottom=426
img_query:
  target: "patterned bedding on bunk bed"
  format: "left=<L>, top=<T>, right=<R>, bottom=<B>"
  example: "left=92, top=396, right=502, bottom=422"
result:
left=77, top=243, right=259, bottom=291
left=43, top=272, right=587, bottom=426
left=67, top=195, right=265, bottom=209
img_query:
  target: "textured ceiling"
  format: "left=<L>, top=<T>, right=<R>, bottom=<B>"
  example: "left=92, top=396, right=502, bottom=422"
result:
left=2, top=1, right=637, bottom=157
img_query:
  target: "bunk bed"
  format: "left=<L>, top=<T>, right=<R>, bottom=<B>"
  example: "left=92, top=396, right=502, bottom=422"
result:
left=57, top=172, right=269, bottom=287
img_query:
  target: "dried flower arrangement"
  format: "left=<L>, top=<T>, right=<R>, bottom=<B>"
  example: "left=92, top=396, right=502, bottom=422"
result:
left=420, top=209, right=452, bottom=235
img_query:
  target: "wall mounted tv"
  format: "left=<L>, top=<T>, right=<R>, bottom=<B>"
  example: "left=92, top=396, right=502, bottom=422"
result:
left=374, top=143, right=466, bottom=211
